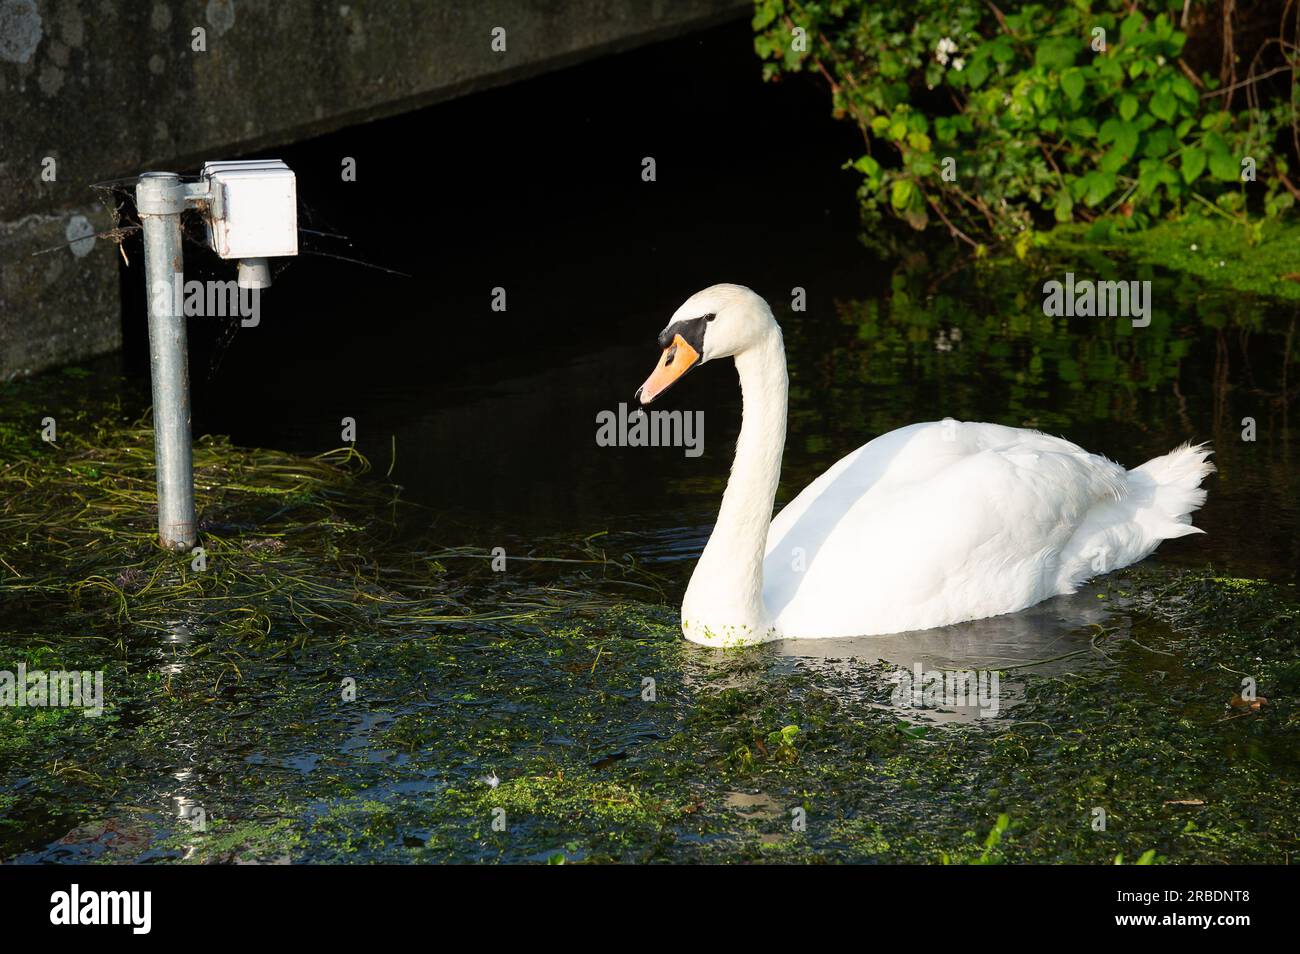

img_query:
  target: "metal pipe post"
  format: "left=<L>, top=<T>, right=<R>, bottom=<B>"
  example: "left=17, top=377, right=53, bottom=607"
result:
left=135, top=172, right=196, bottom=552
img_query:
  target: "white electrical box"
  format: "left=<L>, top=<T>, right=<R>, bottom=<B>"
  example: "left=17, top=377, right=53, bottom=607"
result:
left=201, top=160, right=299, bottom=260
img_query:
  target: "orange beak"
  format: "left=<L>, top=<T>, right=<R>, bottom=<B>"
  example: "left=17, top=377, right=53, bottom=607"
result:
left=637, top=334, right=700, bottom=404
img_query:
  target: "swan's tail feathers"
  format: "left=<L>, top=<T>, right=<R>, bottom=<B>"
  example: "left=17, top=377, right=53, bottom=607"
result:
left=1131, top=441, right=1215, bottom=536
left=1057, top=443, right=1213, bottom=592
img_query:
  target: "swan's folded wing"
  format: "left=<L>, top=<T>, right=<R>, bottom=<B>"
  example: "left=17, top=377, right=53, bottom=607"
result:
left=763, top=421, right=1131, bottom=637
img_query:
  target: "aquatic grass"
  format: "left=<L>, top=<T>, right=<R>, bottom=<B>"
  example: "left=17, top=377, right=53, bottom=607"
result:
left=3, top=395, right=1298, bottom=863
left=0, top=401, right=695, bottom=862
left=1, top=416, right=659, bottom=651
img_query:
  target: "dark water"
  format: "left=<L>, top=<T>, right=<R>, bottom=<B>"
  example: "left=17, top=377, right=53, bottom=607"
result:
left=121, top=22, right=873, bottom=527
left=4, top=21, right=1298, bottom=863
left=110, top=22, right=1296, bottom=584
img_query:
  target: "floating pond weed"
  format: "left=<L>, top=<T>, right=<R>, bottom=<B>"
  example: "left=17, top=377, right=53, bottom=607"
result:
left=2, top=368, right=1298, bottom=862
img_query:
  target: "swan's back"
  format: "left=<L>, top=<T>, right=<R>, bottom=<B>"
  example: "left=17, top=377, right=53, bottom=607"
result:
left=762, top=421, right=1210, bottom=638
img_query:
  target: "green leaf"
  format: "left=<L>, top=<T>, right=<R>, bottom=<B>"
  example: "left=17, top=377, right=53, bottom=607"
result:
left=1119, top=94, right=1138, bottom=121
left=1172, top=75, right=1199, bottom=105
left=1099, top=118, right=1139, bottom=157
left=853, top=155, right=881, bottom=186
left=890, top=178, right=914, bottom=210
left=751, top=1, right=778, bottom=30
left=1208, top=149, right=1239, bottom=181
left=1067, top=117, right=1097, bottom=138
left=1180, top=147, right=1205, bottom=183
left=1150, top=89, right=1177, bottom=122
left=1054, top=191, right=1074, bottom=223
left=1142, top=127, right=1175, bottom=158
left=1085, top=171, right=1117, bottom=206
left=1061, top=70, right=1085, bottom=102
left=1035, top=38, right=1077, bottom=71
left=1136, top=162, right=1163, bottom=198
left=1095, top=57, right=1124, bottom=82
left=1100, top=147, right=1129, bottom=173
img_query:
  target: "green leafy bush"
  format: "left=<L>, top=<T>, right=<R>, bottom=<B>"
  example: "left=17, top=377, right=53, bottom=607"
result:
left=754, top=0, right=1298, bottom=250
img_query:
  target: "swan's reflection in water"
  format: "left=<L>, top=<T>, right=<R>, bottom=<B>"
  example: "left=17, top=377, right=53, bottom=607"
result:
left=762, top=584, right=1124, bottom=725
left=771, top=584, right=1118, bottom=670
left=640, top=524, right=1126, bottom=723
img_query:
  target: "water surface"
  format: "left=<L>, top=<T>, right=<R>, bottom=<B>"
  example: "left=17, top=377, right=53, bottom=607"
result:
left=3, top=20, right=1297, bottom=864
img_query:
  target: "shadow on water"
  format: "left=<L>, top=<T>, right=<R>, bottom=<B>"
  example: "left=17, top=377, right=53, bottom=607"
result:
left=3, top=20, right=1298, bottom=863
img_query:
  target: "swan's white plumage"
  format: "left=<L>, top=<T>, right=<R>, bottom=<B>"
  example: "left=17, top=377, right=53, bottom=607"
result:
left=763, top=422, right=1213, bottom=639
left=646, top=284, right=1214, bottom=646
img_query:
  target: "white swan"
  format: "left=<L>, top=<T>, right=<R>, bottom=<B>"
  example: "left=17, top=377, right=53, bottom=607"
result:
left=636, top=284, right=1214, bottom=647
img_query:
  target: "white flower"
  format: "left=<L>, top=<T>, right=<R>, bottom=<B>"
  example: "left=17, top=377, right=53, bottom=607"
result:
left=1190, top=243, right=1198, bottom=251
left=937, top=52, right=949, bottom=65
left=935, top=37, right=958, bottom=65
left=952, top=57, right=965, bottom=71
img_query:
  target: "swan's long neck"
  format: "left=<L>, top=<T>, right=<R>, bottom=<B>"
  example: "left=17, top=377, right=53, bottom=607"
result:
left=682, top=327, right=788, bottom=646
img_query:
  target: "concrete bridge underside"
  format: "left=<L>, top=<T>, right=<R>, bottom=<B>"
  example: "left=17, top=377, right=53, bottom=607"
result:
left=0, top=0, right=747, bottom=377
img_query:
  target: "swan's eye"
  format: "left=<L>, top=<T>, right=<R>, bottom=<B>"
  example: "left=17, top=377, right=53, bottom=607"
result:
left=703, top=313, right=716, bottom=322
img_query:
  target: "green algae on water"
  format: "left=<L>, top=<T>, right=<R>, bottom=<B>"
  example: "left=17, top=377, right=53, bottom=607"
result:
left=1, top=393, right=1297, bottom=863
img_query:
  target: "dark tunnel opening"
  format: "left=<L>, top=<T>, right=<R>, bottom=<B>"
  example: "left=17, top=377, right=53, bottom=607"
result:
left=116, top=19, right=879, bottom=532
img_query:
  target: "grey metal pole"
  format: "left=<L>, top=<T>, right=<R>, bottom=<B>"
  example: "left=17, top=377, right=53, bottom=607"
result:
left=136, top=172, right=197, bottom=552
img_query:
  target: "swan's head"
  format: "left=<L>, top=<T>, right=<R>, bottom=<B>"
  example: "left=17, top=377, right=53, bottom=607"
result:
left=636, top=284, right=775, bottom=404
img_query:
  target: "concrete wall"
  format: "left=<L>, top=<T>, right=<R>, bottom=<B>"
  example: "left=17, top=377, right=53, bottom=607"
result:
left=0, top=0, right=748, bottom=378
